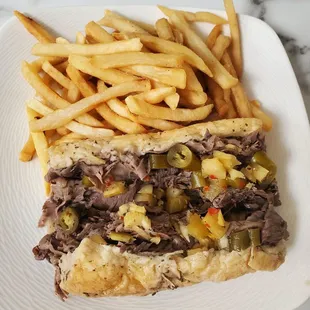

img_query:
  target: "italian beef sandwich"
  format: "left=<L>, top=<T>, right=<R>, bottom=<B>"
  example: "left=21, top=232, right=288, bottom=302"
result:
left=33, top=118, right=288, bottom=299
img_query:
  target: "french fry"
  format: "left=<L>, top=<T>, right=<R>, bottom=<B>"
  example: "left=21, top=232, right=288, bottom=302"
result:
left=76, top=32, right=86, bottom=44
left=164, top=93, right=180, bottom=110
left=53, top=132, right=85, bottom=145
left=108, top=101, right=137, bottom=122
left=26, top=107, right=50, bottom=194
left=172, top=27, right=184, bottom=44
left=19, top=134, right=35, bottom=162
left=45, top=129, right=56, bottom=140
left=14, top=11, right=56, bottom=43
left=223, top=88, right=237, bottom=118
left=29, top=79, right=151, bottom=131
left=231, top=83, right=252, bottom=118
left=157, top=6, right=228, bottom=24
left=128, top=20, right=157, bottom=36
left=66, top=64, right=95, bottom=98
left=136, top=87, right=176, bottom=104
left=56, top=37, right=69, bottom=44
left=31, top=56, right=65, bottom=72
left=224, top=0, right=242, bottom=78
left=211, top=35, right=231, bottom=60
left=69, top=55, right=139, bottom=85
left=54, top=60, right=69, bottom=73
left=178, top=89, right=208, bottom=107
left=135, top=116, right=183, bottom=131
left=194, top=12, right=228, bottom=24
left=251, top=100, right=272, bottom=131
left=27, top=99, right=115, bottom=138
left=221, top=52, right=252, bottom=117
left=252, top=100, right=261, bottom=108
left=98, top=10, right=149, bottom=34
left=22, top=61, right=104, bottom=127
left=221, top=51, right=237, bottom=77
left=121, top=65, right=186, bottom=89
left=96, top=82, right=137, bottom=121
left=67, top=80, right=81, bottom=103
left=183, top=63, right=203, bottom=92
left=97, top=104, right=146, bottom=134
left=206, top=25, right=222, bottom=49
left=96, top=81, right=146, bottom=134
left=42, top=61, right=78, bottom=91
left=169, top=12, right=238, bottom=89
left=91, top=52, right=184, bottom=69
left=32, top=38, right=143, bottom=57
left=56, top=127, right=71, bottom=136
left=207, top=78, right=229, bottom=117
left=155, top=18, right=175, bottom=42
left=126, top=96, right=213, bottom=122
left=85, top=21, right=115, bottom=43
left=65, top=121, right=115, bottom=138
left=120, top=33, right=212, bottom=76
left=151, top=80, right=180, bottom=110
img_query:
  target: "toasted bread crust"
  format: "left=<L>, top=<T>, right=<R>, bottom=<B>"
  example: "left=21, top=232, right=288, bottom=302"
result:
left=49, top=118, right=262, bottom=169
left=59, top=239, right=285, bottom=297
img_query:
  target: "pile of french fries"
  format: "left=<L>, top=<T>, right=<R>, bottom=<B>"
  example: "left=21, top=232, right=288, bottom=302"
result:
left=16, top=0, right=272, bottom=194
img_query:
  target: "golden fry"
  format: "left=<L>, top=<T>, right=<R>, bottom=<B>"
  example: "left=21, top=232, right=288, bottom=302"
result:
left=66, top=64, right=95, bottom=98
left=85, top=21, right=115, bottom=43
left=206, top=25, right=222, bottom=49
left=178, top=89, right=208, bottom=107
left=69, top=55, right=139, bottom=85
left=164, top=93, right=180, bottom=110
left=135, top=116, right=183, bottom=131
left=221, top=52, right=252, bottom=117
left=251, top=100, right=273, bottom=131
left=97, top=81, right=146, bottom=134
left=14, top=11, right=56, bottom=43
left=169, top=13, right=237, bottom=89
left=26, top=107, right=50, bottom=194
left=183, top=63, right=203, bottom=91
left=31, top=56, right=65, bottom=72
left=224, top=0, right=243, bottom=78
left=27, top=99, right=115, bottom=138
left=137, top=87, right=176, bottom=104
left=29, top=80, right=151, bottom=131
left=32, top=38, right=143, bottom=57
left=121, top=65, right=186, bottom=89
left=211, top=35, right=231, bottom=60
left=98, top=10, right=149, bottom=34
left=19, top=134, right=35, bottom=162
left=157, top=6, right=228, bottom=24
left=155, top=18, right=175, bottom=41
left=124, top=33, right=212, bottom=75
left=126, top=96, right=213, bottom=122
left=91, top=52, right=184, bottom=69
left=22, top=61, right=104, bottom=127
left=76, top=31, right=86, bottom=44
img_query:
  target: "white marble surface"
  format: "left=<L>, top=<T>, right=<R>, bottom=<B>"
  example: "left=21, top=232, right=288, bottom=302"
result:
left=0, top=0, right=309, bottom=309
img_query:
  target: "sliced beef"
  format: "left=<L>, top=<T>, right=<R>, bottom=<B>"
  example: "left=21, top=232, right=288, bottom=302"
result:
left=186, top=130, right=265, bottom=161
left=185, top=189, right=211, bottom=215
left=262, top=209, right=289, bottom=245
left=86, top=180, right=141, bottom=212
left=46, top=161, right=109, bottom=182
left=120, top=153, right=149, bottom=180
left=120, top=236, right=194, bottom=255
left=149, top=168, right=191, bottom=189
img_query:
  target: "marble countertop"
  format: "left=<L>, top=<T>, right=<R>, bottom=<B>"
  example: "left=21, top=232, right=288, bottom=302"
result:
left=0, top=0, right=309, bottom=309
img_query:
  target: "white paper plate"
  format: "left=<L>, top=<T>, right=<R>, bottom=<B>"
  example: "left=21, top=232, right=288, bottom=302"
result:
left=0, top=5, right=310, bottom=310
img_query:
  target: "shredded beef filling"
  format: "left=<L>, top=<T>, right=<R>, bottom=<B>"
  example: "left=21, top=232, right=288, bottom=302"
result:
left=34, top=130, right=288, bottom=298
